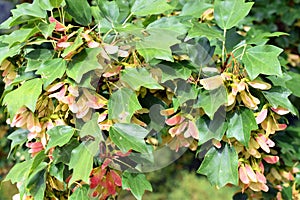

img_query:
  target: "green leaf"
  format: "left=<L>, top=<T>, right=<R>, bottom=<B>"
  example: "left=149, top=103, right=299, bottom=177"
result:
left=197, top=117, right=227, bottom=145
left=156, top=62, right=192, bottom=83
left=50, top=0, right=64, bottom=8
left=68, top=143, right=93, bottom=185
left=3, top=78, right=43, bottom=118
left=242, top=45, right=283, bottom=80
left=46, top=126, right=75, bottom=151
left=131, top=0, right=173, bottom=16
left=49, top=163, right=65, bottom=183
left=285, top=71, right=300, bottom=97
left=67, top=48, right=102, bottom=83
left=26, top=166, right=47, bottom=200
left=180, top=0, right=212, bottom=17
left=188, top=23, right=224, bottom=41
left=38, top=0, right=53, bottom=10
left=197, top=144, right=238, bottom=188
left=136, top=17, right=187, bottom=62
left=65, top=0, right=92, bottom=26
left=52, top=138, right=80, bottom=164
left=122, top=171, right=152, bottom=200
left=110, top=123, right=150, bottom=153
left=196, top=86, right=227, bottom=119
left=79, top=113, right=104, bottom=155
left=25, top=49, right=54, bottom=72
left=226, top=108, right=258, bottom=147
left=7, top=129, right=29, bottom=154
left=121, top=68, right=163, bottom=90
left=185, top=37, right=215, bottom=66
left=4, top=159, right=33, bottom=183
left=38, top=22, right=55, bottom=39
left=69, top=185, right=89, bottom=200
left=214, top=0, right=253, bottom=29
left=36, top=58, right=67, bottom=88
left=262, top=87, right=298, bottom=115
left=0, top=43, right=21, bottom=64
left=0, top=1, right=46, bottom=29
left=62, top=28, right=84, bottom=58
left=282, top=186, right=293, bottom=200
left=2, top=28, right=39, bottom=47
left=108, top=88, right=142, bottom=123
left=96, top=0, right=120, bottom=22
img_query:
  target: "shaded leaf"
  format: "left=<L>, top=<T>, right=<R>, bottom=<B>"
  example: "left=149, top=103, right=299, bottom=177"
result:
left=197, top=116, right=227, bottom=145
left=197, top=144, right=239, bottom=188
left=110, top=123, right=150, bottom=153
left=65, top=0, right=92, bottom=26
left=3, top=78, right=43, bottom=118
left=195, top=86, right=227, bottom=119
left=108, top=88, right=142, bottom=123
left=7, top=129, right=29, bottom=154
left=122, top=171, right=152, bottom=200
left=52, top=139, right=80, bottom=164
left=227, top=108, right=258, bottom=147
left=242, top=45, right=283, bottom=80
left=49, top=163, right=65, bottom=183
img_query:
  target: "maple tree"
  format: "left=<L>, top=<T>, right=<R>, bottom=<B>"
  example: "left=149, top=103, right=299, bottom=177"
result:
left=0, top=0, right=300, bottom=199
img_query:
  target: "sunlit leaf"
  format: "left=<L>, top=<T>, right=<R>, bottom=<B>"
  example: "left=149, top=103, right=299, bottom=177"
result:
left=68, top=144, right=93, bottom=185
left=110, top=123, right=150, bottom=153
left=242, top=45, right=283, bottom=80
left=121, top=68, right=163, bottom=90
left=214, top=0, right=253, bottom=29
left=46, top=126, right=75, bottom=151
left=3, top=78, right=43, bottom=118
left=131, top=0, right=173, bottom=16
left=263, top=87, right=298, bottom=116
left=197, top=144, right=239, bottom=188
left=36, top=58, right=67, bottom=88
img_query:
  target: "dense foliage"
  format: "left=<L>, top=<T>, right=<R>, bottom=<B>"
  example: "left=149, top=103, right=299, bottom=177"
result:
left=0, top=0, right=300, bottom=199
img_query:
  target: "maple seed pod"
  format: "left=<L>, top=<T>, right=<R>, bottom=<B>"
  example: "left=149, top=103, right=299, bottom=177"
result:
left=199, top=75, right=224, bottom=90
left=248, top=79, right=272, bottom=90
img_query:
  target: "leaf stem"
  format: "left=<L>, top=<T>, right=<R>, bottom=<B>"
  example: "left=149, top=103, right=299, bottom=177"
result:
left=122, top=13, right=133, bottom=26
left=222, top=28, right=227, bottom=67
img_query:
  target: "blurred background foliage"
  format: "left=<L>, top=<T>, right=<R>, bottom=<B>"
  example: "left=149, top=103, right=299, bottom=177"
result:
left=1, top=0, right=300, bottom=199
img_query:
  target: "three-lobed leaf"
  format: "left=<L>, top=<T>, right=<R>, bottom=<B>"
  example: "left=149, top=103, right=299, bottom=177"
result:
left=108, top=88, right=142, bottom=123
left=121, top=68, right=163, bottom=91
left=46, top=126, right=75, bottom=151
left=214, top=0, right=254, bottom=30
left=242, top=45, right=283, bottom=80
left=3, top=78, right=43, bottom=118
left=197, top=144, right=239, bottom=188
left=65, top=0, right=92, bottom=26
left=109, top=123, right=150, bottom=153
left=226, top=108, right=258, bottom=147
left=122, top=171, right=153, bottom=200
